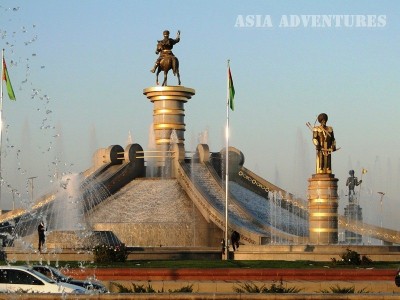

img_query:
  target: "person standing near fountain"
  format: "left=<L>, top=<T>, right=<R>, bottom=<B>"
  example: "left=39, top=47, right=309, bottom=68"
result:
left=231, top=231, right=240, bottom=251
left=38, top=221, right=46, bottom=253
left=312, top=113, right=337, bottom=174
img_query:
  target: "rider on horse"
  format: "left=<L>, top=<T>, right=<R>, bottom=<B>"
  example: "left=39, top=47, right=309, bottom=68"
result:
left=150, top=30, right=180, bottom=73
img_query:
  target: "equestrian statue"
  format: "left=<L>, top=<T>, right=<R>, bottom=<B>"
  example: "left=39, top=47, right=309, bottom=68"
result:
left=150, top=30, right=181, bottom=86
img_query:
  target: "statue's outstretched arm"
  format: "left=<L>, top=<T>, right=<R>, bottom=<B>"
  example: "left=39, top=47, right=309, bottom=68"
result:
left=175, top=30, right=181, bottom=43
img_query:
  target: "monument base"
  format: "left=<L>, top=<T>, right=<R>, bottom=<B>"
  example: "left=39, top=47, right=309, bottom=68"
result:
left=143, top=86, right=195, bottom=172
left=344, top=203, right=363, bottom=244
left=308, top=173, right=339, bottom=245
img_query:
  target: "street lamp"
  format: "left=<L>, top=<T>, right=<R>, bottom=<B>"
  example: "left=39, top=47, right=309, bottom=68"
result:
left=11, top=189, right=17, bottom=210
left=28, top=176, right=37, bottom=202
left=377, top=192, right=385, bottom=245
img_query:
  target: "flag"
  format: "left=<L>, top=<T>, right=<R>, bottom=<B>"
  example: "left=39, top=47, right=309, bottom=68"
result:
left=228, top=66, right=235, bottom=111
left=2, top=57, right=16, bottom=100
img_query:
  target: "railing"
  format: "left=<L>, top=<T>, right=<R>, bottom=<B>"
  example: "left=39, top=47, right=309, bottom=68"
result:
left=238, top=167, right=309, bottom=217
left=135, top=150, right=175, bottom=159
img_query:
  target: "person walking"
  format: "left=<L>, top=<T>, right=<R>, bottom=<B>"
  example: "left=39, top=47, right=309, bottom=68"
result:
left=38, top=221, right=46, bottom=253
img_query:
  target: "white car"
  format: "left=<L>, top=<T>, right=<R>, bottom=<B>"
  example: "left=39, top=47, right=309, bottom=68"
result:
left=0, top=265, right=86, bottom=294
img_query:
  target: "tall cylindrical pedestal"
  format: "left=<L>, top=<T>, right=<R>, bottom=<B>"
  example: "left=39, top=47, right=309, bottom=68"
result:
left=143, top=86, right=195, bottom=169
left=308, top=173, right=339, bottom=244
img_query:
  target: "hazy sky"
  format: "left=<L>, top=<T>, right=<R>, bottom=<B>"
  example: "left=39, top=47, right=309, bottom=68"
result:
left=1, top=1, right=399, bottom=229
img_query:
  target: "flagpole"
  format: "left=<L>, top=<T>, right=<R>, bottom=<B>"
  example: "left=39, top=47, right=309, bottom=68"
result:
left=224, top=60, right=230, bottom=260
left=357, top=168, right=366, bottom=205
left=0, top=49, right=4, bottom=214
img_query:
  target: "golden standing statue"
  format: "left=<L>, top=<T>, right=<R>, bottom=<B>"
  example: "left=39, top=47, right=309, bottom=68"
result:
left=310, top=113, right=337, bottom=174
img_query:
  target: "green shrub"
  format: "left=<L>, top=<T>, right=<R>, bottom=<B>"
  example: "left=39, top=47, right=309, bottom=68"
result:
left=169, top=284, right=194, bottom=293
left=339, top=248, right=374, bottom=266
left=361, top=255, right=372, bottom=264
left=131, top=283, right=156, bottom=293
left=319, top=284, right=369, bottom=294
left=340, top=248, right=361, bottom=265
left=111, top=282, right=155, bottom=293
left=93, top=244, right=128, bottom=263
left=266, top=281, right=302, bottom=293
left=234, top=280, right=301, bottom=294
left=233, top=282, right=265, bottom=293
left=111, top=282, right=193, bottom=293
left=111, top=282, right=133, bottom=293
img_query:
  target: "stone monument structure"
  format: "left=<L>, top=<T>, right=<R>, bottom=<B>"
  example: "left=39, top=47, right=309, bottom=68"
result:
left=307, top=113, right=339, bottom=244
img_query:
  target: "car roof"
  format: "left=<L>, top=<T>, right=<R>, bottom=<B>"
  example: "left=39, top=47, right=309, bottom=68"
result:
left=0, top=265, right=31, bottom=270
left=31, top=265, right=57, bottom=269
left=0, top=265, right=57, bottom=283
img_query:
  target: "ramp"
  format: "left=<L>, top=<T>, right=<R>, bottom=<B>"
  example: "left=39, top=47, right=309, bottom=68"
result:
left=176, top=160, right=302, bottom=245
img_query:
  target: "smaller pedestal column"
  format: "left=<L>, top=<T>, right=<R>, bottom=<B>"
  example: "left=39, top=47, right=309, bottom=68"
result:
left=308, top=173, right=339, bottom=244
left=344, top=204, right=363, bottom=244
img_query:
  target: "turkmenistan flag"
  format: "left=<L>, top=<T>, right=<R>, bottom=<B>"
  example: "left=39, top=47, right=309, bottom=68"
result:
left=2, top=57, right=16, bottom=100
left=228, top=66, right=235, bottom=111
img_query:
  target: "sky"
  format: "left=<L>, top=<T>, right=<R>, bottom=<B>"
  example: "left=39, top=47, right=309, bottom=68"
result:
left=0, top=1, right=399, bottom=231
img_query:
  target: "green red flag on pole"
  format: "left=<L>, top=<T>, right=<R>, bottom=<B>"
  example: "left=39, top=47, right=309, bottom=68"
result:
left=2, top=57, right=16, bottom=101
left=228, top=66, right=235, bottom=111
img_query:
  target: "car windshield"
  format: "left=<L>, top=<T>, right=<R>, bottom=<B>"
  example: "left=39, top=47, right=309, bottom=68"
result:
left=47, top=266, right=68, bottom=279
left=28, top=269, right=56, bottom=283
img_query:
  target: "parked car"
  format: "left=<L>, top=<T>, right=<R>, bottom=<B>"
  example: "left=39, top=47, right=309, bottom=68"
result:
left=31, top=265, right=108, bottom=293
left=0, top=265, right=86, bottom=294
